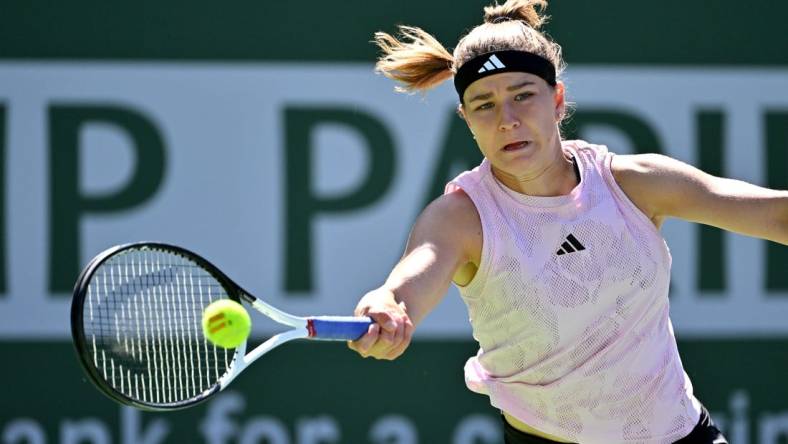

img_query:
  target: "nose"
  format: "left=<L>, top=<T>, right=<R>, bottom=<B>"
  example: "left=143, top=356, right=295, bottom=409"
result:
left=498, top=104, right=520, bottom=132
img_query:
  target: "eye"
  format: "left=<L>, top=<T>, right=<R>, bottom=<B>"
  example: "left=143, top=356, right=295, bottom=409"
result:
left=515, top=92, right=534, bottom=101
left=475, top=102, right=494, bottom=111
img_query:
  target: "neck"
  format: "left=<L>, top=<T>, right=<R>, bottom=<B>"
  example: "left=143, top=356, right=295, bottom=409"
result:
left=492, top=142, right=577, bottom=197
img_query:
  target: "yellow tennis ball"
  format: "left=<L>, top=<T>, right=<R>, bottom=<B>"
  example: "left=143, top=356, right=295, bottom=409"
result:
left=202, top=299, right=251, bottom=349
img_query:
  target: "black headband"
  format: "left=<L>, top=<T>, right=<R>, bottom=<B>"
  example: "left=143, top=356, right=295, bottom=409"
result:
left=453, top=50, right=556, bottom=102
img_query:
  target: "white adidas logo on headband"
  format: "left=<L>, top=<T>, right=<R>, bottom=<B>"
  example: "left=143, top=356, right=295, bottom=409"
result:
left=477, top=54, right=506, bottom=73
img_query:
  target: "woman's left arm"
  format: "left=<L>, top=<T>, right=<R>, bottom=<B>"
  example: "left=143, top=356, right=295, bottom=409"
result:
left=612, top=153, right=788, bottom=246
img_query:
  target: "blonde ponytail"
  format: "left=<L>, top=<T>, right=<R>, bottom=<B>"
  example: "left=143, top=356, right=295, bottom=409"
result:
left=373, top=26, right=454, bottom=93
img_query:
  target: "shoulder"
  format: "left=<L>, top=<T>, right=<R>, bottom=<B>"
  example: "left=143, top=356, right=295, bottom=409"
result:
left=611, top=153, right=700, bottom=188
left=609, top=153, right=682, bottom=223
left=610, top=153, right=662, bottom=181
left=420, top=188, right=481, bottom=233
left=610, top=153, right=708, bottom=221
left=410, top=188, right=482, bottom=262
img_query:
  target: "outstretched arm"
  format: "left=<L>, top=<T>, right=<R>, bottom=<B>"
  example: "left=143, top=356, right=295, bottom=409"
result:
left=613, top=153, right=788, bottom=245
left=348, top=189, right=481, bottom=360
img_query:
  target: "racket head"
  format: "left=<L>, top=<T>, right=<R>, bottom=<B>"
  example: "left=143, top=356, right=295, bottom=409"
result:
left=70, top=242, right=245, bottom=411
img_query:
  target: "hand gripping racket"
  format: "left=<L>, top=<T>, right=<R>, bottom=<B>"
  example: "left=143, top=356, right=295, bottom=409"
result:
left=70, top=242, right=372, bottom=411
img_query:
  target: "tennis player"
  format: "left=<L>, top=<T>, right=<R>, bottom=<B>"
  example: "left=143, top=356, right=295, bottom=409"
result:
left=348, top=1, right=788, bottom=442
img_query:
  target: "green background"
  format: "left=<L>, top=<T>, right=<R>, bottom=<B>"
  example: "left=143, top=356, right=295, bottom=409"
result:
left=2, top=340, right=787, bottom=442
left=1, top=0, right=787, bottom=65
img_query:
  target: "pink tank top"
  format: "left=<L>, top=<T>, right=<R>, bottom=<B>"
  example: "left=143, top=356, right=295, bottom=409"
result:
left=445, top=140, right=700, bottom=444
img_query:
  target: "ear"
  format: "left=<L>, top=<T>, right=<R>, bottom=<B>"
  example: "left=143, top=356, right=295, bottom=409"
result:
left=456, top=103, right=468, bottom=122
left=457, top=103, right=475, bottom=137
left=553, top=81, right=566, bottom=121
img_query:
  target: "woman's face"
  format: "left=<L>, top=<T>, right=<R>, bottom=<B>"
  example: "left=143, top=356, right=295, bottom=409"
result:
left=460, top=72, right=565, bottom=180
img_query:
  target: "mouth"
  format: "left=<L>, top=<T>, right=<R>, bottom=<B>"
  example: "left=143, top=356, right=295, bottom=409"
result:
left=501, top=141, right=532, bottom=152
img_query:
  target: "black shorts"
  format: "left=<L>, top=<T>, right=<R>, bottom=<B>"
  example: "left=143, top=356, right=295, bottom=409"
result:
left=502, top=404, right=727, bottom=444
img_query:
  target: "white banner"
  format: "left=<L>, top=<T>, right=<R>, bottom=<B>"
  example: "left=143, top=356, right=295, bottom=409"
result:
left=0, top=62, right=786, bottom=339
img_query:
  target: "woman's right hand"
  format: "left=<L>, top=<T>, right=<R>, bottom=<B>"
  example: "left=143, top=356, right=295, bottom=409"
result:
left=348, top=288, right=415, bottom=360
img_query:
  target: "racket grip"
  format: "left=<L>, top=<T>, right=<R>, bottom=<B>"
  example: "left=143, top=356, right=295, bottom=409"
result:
left=306, top=316, right=374, bottom=341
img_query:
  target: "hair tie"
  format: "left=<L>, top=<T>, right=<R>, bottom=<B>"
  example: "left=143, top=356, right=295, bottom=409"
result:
left=491, top=16, right=515, bottom=24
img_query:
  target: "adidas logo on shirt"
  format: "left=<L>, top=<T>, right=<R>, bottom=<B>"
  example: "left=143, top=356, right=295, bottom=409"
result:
left=477, top=54, right=506, bottom=73
left=556, top=234, right=586, bottom=256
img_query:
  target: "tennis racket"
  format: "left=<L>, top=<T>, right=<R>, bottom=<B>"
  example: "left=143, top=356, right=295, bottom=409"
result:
left=70, top=242, right=372, bottom=411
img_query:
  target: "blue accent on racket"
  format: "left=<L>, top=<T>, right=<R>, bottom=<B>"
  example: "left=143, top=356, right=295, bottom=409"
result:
left=307, top=316, right=373, bottom=340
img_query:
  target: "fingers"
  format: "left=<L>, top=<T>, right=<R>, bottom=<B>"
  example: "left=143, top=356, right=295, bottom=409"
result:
left=348, top=323, right=380, bottom=357
left=384, top=314, right=415, bottom=360
left=348, top=312, right=414, bottom=360
left=347, top=293, right=415, bottom=360
left=381, top=301, right=411, bottom=359
left=369, top=311, right=397, bottom=333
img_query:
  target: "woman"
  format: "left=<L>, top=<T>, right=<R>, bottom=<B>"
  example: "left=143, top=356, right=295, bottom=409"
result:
left=348, top=1, right=788, bottom=442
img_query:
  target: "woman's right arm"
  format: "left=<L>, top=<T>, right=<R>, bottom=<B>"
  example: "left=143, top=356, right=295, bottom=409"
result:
left=347, top=188, right=481, bottom=360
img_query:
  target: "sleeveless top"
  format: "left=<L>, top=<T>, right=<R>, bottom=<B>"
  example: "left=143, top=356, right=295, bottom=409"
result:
left=444, top=140, right=701, bottom=444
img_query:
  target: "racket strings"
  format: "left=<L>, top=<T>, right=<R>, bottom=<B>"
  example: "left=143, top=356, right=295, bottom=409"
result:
left=83, top=248, right=233, bottom=405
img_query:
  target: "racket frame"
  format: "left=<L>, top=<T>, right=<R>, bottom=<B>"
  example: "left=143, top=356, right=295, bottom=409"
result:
left=71, top=242, right=371, bottom=412
left=71, top=242, right=244, bottom=410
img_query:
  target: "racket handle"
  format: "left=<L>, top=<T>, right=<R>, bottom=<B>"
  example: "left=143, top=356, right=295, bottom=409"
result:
left=306, top=316, right=374, bottom=341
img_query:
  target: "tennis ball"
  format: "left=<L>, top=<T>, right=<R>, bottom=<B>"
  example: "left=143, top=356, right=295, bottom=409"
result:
left=202, top=299, right=251, bottom=349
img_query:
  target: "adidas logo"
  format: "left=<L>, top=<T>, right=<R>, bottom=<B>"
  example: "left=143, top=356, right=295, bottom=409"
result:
left=556, top=234, right=586, bottom=256
left=477, top=54, right=506, bottom=73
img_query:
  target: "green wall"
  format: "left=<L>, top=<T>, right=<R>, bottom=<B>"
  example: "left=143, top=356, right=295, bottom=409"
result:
left=2, top=340, right=788, bottom=443
left=1, top=1, right=787, bottom=65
